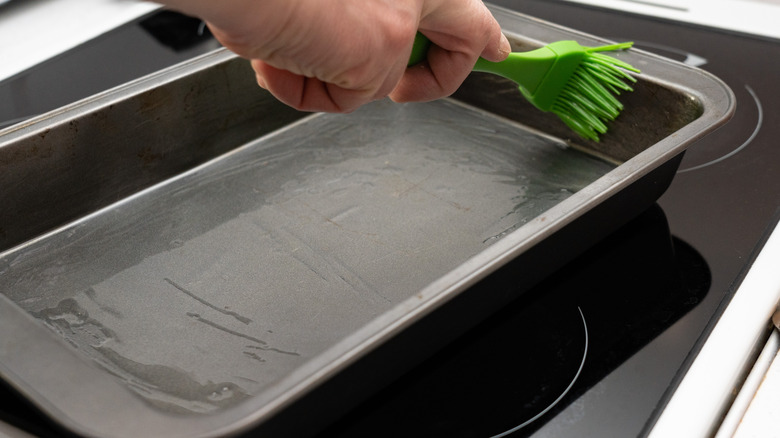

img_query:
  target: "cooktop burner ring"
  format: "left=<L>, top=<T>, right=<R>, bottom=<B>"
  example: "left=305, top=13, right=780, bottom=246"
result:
left=677, top=84, right=763, bottom=173
left=491, top=306, right=589, bottom=438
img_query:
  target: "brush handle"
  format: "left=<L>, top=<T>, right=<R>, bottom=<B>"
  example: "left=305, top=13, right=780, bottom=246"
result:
left=407, top=33, right=635, bottom=97
left=408, top=32, right=432, bottom=66
left=408, top=32, right=512, bottom=70
left=407, top=32, right=558, bottom=93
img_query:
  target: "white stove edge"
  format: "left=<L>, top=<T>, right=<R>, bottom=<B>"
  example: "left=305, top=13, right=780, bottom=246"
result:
left=714, top=328, right=779, bottom=438
left=730, top=322, right=780, bottom=437
left=560, top=0, right=780, bottom=40
left=0, top=0, right=161, bottom=81
left=647, top=218, right=780, bottom=438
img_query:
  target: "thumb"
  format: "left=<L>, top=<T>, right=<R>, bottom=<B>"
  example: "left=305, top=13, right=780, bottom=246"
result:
left=481, top=28, right=511, bottom=62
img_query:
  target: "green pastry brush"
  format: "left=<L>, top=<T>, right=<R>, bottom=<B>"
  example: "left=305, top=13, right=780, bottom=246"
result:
left=409, top=33, right=640, bottom=141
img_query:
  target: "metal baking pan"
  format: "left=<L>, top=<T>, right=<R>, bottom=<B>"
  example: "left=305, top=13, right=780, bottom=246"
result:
left=0, top=5, right=733, bottom=438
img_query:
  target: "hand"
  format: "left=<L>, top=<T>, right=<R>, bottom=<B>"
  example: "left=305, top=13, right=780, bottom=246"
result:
left=160, top=0, right=510, bottom=113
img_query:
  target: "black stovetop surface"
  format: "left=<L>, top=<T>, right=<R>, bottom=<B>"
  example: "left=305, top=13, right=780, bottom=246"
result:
left=1, top=1, right=779, bottom=437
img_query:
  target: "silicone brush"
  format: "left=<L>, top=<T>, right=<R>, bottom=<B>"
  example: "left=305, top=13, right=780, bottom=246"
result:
left=408, top=33, right=640, bottom=141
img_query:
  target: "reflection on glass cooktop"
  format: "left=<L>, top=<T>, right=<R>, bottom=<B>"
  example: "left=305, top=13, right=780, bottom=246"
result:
left=316, top=205, right=709, bottom=438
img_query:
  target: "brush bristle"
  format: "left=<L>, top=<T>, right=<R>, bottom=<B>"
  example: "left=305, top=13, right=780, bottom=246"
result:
left=551, top=47, right=639, bottom=141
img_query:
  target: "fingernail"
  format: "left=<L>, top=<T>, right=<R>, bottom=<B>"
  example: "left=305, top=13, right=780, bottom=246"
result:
left=499, top=34, right=511, bottom=58
left=256, top=74, right=268, bottom=89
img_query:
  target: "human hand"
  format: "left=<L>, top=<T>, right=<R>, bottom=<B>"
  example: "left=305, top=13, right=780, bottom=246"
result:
left=160, top=0, right=510, bottom=113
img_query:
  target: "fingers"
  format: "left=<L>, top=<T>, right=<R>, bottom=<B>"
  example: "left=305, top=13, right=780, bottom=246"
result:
left=253, top=59, right=406, bottom=113
left=389, top=47, right=470, bottom=102
left=254, top=61, right=358, bottom=113
left=389, top=0, right=508, bottom=103
left=207, top=0, right=507, bottom=112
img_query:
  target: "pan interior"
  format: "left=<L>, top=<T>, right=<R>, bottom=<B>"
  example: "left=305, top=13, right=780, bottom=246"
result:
left=0, top=98, right=615, bottom=415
